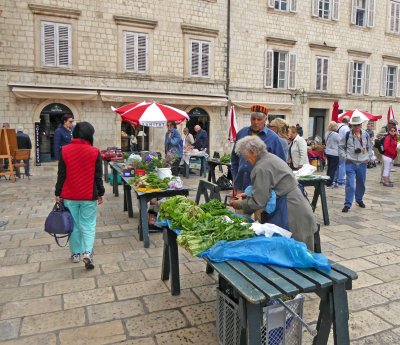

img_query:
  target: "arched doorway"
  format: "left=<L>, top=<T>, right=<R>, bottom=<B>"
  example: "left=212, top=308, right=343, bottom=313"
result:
left=187, top=107, right=210, bottom=144
left=39, top=103, right=73, bottom=161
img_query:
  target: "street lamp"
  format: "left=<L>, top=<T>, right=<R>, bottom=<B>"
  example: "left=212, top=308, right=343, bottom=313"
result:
left=291, top=89, right=308, bottom=104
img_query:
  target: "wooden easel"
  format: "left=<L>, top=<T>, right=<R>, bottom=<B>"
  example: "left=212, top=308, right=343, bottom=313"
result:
left=0, top=129, right=17, bottom=182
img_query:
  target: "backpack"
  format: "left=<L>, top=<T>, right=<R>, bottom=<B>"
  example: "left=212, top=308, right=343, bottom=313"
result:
left=345, top=131, right=370, bottom=152
left=374, top=135, right=386, bottom=154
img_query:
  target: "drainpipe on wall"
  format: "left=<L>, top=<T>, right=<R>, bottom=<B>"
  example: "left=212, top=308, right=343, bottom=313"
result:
left=225, top=0, right=231, bottom=117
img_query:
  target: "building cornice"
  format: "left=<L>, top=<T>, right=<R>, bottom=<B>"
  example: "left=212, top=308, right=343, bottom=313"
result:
left=347, top=49, right=372, bottom=58
left=309, top=43, right=337, bottom=52
left=181, top=24, right=219, bottom=37
left=265, top=36, right=296, bottom=47
left=113, top=16, right=158, bottom=29
left=28, top=4, right=81, bottom=19
left=382, top=55, right=400, bottom=63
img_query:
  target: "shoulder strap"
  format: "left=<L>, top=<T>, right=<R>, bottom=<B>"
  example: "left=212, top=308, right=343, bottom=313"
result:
left=345, top=131, right=350, bottom=150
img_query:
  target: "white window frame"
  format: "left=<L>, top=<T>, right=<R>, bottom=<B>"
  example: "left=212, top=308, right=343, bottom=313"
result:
left=123, top=31, right=149, bottom=73
left=40, top=21, right=71, bottom=68
left=264, top=49, right=296, bottom=89
left=312, top=0, right=340, bottom=20
left=351, top=0, right=375, bottom=27
left=347, top=60, right=370, bottom=95
left=389, top=1, right=400, bottom=34
left=380, top=65, right=400, bottom=97
left=315, top=56, right=329, bottom=92
left=268, top=0, right=297, bottom=12
left=189, top=39, right=211, bottom=78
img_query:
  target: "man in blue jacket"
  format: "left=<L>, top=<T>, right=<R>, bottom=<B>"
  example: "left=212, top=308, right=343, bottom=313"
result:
left=231, top=104, right=286, bottom=192
left=54, top=114, right=74, bottom=160
left=193, top=125, right=209, bottom=152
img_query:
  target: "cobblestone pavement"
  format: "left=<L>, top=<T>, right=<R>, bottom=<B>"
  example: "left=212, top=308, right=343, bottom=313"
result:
left=0, top=163, right=399, bottom=344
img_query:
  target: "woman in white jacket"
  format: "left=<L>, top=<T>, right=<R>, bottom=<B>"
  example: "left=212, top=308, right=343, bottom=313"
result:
left=288, top=126, right=309, bottom=170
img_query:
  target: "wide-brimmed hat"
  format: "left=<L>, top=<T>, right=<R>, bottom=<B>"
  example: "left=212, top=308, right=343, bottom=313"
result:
left=349, top=115, right=364, bottom=125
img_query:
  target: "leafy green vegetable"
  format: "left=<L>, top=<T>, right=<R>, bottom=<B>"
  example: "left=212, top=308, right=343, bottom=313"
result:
left=219, top=154, right=231, bottom=163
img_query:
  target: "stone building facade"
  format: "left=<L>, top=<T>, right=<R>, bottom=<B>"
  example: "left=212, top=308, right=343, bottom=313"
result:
left=1, top=0, right=400, bottom=164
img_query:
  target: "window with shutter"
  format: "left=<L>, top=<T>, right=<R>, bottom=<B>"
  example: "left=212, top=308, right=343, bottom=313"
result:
left=190, top=41, right=200, bottom=76
left=364, top=64, right=370, bottom=95
left=347, top=61, right=354, bottom=94
left=312, top=0, right=319, bottom=17
left=315, top=56, right=328, bottom=92
left=332, top=0, right=340, bottom=20
left=41, top=21, right=71, bottom=67
left=123, top=31, right=148, bottom=73
left=288, top=53, right=296, bottom=89
left=386, top=66, right=396, bottom=96
left=352, top=0, right=368, bottom=26
left=367, top=0, right=375, bottom=27
left=190, top=39, right=211, bottom=78
left=380, top=66, right=388, bottom=96
left=389, top=1, right=400, bottom=33
left=353, top=62, right=364, bottom=94
left=289, top=0, right=297, bottom=12
left=397, top=67, right=400, bottom=97
left=264, top=50, right=274, bottom=88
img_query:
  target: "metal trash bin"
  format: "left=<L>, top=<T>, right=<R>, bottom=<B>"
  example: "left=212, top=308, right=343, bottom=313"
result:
left=216, top=289, right=304, bottom=345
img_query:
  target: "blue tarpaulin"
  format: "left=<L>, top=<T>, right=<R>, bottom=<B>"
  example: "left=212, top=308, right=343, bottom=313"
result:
left=198, top=236, right=331, bottom=270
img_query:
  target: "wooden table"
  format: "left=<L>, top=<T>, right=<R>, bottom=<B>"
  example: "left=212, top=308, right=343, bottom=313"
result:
left=161, top=229, right=357, bottom=344
left=298, top=176, right=330, bottom=226
left=207, top=158, right=231, bottom=184
left=121, top=177, right=189, bottom=248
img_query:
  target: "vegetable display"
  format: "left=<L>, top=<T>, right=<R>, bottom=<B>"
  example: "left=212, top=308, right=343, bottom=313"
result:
left=128, top=172, right=170, bottom=190
left=219, top=153, right=231, bottom=163
left=158, top=196, right=254, bottom=256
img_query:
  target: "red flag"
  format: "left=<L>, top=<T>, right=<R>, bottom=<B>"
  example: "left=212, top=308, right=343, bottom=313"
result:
left=228, top=106, right=238, bottom=142
left=387, top=104, right=395, bottom=124
left=331, top=101, right=339, bottom=123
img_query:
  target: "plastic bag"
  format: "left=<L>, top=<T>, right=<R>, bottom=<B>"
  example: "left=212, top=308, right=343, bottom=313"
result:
left=168, top=177, right=183, bottom=189
left=244, top=185, right=277, bottom=214
left=251, top=222, right=292, bottom=238
left=216, top=175, right=232, bottom=190
left=293, top=164, right=316, bottom=177
left=199, top=236, right=331, bottom=270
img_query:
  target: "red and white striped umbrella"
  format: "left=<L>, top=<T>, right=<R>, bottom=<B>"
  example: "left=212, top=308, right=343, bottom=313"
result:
left=337, top=109, right=382, bottom=123
left=228, top=105, right=238, bottom=142
left=387, top=104, right=395, bottom=124
left=112, top=102, right=189, bottom=127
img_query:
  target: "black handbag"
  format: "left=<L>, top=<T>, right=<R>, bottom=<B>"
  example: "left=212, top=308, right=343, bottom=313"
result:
left=44, top=202, right=74, bottom=247
left=216, top=174, right=233, bottom=190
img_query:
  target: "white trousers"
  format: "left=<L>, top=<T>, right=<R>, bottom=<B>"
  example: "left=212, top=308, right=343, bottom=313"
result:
left=382, top=155, right=394, bottom=178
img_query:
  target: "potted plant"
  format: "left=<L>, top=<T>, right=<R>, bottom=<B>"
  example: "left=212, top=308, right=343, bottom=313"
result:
left=156, top=151, right=175, bottom=179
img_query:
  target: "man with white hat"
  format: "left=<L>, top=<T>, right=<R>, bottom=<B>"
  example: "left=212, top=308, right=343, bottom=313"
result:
left=338, top=115, right=373, bottom=213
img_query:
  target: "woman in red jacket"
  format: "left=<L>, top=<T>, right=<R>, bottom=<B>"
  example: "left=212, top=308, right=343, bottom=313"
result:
left=382, top=127, right=398, bottom=187
left=55, top=122, right=105, bottom=269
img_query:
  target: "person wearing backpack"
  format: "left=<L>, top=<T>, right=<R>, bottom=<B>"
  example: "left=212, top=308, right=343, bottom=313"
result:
left=382, top=127, right=398, bottom=187
left=338, top=115, right=373, bottom=213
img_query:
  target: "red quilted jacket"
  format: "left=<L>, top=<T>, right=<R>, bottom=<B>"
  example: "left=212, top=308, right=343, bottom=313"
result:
left=55, top=139, right=105, bottom=200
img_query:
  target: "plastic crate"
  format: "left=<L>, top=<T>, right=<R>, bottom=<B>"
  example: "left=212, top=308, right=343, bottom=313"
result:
left=216, top=289, right=304, bottom=345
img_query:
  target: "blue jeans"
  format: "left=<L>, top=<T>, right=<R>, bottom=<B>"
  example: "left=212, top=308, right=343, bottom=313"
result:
left=337, top=158, right=346, bottom=185
left=63, top=199, right=98, bottom=255
left=344, top=162, right=367, bottom=208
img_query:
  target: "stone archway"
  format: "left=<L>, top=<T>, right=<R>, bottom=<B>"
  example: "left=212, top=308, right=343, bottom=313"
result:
left=32, top=99, right=80, bottom=123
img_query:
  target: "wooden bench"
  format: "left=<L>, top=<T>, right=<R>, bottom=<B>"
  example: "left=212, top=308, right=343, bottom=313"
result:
left=298, top=176, right=330, bottom=226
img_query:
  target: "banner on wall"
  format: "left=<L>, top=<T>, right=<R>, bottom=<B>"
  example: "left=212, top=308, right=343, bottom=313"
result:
left=34, top=122, right=41, bottom=166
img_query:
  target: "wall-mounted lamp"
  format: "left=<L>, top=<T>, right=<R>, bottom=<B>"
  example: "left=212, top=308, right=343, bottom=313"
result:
left=291, top=89, right=308, bottom=105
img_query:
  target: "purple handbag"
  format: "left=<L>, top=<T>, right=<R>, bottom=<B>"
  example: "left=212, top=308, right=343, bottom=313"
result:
left=44, top=202, right=74, bottom=247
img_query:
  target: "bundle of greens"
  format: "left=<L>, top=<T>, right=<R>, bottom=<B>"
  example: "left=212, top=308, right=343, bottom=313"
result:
left=219, top=153, right=231, bottom=163
left=158, top=196, right=254, bottom=256
left=128, top=172, right=170, bottom=190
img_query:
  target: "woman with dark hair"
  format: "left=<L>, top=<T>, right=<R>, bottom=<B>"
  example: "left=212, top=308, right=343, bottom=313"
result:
left=55, top=122, right=105, bottom=269
left=54, top=114, right=74, bottom=160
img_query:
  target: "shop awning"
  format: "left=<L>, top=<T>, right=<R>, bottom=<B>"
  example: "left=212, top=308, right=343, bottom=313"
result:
left=231, top=100, right=293, bottom=111
left=11, top=87, right=98, bottom=101
left=100, top=91, right=228, bottom=107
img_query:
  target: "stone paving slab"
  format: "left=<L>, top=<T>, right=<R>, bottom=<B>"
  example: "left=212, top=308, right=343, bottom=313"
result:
left=1, top=164, right=400, bottom=343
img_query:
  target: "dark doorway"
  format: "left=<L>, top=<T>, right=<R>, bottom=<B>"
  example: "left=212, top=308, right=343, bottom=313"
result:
left=39, top=103, right=73, bottom=162
left=187, top=108, right=210, bottom=145
left=308, top=108, right=326, bottom=142
left=120, top=122, right=149, bottom=152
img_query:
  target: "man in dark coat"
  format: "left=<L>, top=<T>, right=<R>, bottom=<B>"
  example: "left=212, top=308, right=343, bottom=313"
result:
left=16, top=126, right=32, bottom=177
left=193, top=125, right=209, bottom=152
left=54, top=114, right=74, bottom=160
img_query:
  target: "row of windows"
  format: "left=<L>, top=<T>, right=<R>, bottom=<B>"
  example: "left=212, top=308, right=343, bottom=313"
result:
left=270, top=0, right=400, bottom=34
left=40, top=21, right=211, bottom=77
left=265, top=49, right=400, bottom=98
left=41, top=20, right=400, bottom=98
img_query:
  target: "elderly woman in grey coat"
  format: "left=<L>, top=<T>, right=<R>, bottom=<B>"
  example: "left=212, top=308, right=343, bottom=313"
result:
left=230, top=136, right=317, bottom=250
